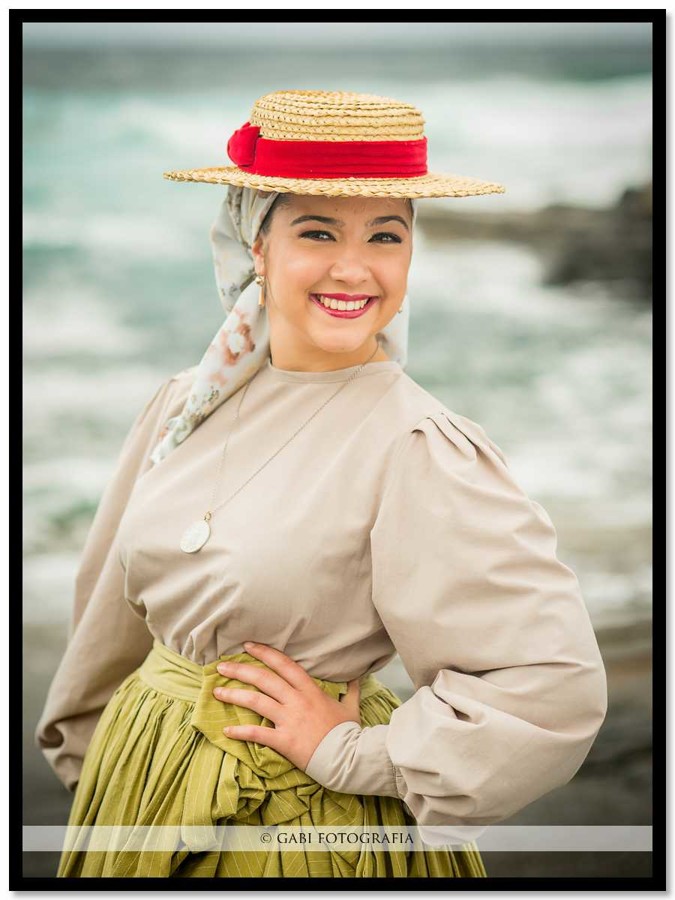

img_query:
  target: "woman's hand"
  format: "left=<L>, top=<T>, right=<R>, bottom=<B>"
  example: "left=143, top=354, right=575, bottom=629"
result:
left=212, top=641, right=362, bottom=772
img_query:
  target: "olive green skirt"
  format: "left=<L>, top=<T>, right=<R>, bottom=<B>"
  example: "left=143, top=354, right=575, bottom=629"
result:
left=58, top=640, right=487, bottom=878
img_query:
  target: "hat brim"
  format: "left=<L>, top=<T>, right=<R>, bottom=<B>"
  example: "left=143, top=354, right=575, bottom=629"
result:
left=162, top=166, right=505, bottom=199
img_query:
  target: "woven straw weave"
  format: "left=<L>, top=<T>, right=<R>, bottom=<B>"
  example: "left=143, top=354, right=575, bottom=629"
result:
left=251, top=90, right=425, bottom=142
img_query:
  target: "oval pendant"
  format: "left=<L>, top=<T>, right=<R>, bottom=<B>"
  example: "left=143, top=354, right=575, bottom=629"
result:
left=180, top=519, right=211, bottom=554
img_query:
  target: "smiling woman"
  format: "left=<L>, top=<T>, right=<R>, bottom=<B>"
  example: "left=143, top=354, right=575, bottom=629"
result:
left=36, top=90, right=607, bottom=881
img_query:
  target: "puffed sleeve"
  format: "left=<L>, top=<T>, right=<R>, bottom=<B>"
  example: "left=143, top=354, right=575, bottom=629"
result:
left=34, top=370, right=191, bottom=792
left=304, top=409, right=608, bottom=827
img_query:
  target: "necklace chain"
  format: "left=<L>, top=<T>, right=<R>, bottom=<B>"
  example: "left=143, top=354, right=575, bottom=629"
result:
left=180, top=342, right=382, bottom=552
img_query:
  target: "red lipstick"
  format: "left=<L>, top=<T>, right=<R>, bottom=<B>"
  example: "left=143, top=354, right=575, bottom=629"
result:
left=309, top=293, right=378, bottom=319
left=317, top=293, right=375, bottom=302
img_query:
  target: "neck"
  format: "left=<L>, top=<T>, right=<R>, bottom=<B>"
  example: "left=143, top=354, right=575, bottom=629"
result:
left=269, top=338, right=389, bottom=373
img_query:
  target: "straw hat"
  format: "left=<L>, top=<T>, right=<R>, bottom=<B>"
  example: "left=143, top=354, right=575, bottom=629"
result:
left=163, top=89, right=505, bottom=199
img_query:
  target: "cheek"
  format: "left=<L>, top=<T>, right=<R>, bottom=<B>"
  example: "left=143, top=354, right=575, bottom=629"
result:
left=288, top=260, right=320, bottom=283
left=382, top=256, right=411, bottom=289
left=273, top=247, right=321, bottom=285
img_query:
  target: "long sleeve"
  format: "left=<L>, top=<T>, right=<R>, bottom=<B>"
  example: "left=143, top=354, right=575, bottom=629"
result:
left=34, top=370, right=190, bottom=792
left=304, top=408, right=608, bottom=827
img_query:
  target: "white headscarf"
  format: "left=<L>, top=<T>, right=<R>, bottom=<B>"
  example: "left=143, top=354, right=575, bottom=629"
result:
left=150, top=186, right=416, bottom=465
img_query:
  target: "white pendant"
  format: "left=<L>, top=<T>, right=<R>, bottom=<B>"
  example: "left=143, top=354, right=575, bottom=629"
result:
left=180, top=518, right=211, bottom=554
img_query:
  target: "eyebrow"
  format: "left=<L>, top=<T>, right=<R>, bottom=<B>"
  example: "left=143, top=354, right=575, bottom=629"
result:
left=290, top=214, right=410, bottom=232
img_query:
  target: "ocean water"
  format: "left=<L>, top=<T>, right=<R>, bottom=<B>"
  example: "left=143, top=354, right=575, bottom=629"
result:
left=23, top=44, right=652, bottom=628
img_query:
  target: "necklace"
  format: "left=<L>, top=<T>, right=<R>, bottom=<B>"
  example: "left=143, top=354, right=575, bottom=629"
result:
left=180, top=342, right=382, bottom=553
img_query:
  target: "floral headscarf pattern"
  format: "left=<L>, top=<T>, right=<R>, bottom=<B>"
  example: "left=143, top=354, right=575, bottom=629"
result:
left=150, top=186, right=415, bottom=465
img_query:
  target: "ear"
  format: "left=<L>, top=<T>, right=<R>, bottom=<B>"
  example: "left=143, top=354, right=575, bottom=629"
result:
left=251, top=234, right=266, bottom=277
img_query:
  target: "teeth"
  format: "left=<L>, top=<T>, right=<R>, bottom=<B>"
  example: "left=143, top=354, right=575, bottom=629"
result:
left=316, top=295, right=369, bottom=311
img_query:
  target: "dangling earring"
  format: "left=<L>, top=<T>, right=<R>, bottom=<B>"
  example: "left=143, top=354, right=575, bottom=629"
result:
left=255, top=274, right=266, bottom=308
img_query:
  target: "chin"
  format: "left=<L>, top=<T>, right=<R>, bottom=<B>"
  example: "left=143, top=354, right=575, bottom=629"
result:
left=307, top=330, right=373, bottom=355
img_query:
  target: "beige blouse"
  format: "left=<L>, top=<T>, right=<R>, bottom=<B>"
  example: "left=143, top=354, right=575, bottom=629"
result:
left=35, top=356, right=608, bottom=827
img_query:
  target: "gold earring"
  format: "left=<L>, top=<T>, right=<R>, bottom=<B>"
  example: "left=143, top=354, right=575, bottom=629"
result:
left=255, top=274, right=266, bottom=308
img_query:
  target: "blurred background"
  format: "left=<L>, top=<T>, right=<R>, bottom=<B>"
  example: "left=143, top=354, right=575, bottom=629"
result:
left=23, top=20, right=652, bottom=879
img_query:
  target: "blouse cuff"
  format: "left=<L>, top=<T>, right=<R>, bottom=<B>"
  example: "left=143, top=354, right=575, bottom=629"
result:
left=304, top=721, right=403, bottom=799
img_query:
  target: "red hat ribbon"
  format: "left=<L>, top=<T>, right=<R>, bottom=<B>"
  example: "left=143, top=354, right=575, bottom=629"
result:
left=226, top=121, right=427, bottom=179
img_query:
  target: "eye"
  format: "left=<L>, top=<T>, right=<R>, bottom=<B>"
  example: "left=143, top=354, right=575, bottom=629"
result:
left=300, top=230, right=334, bottom=241
left=299, top=230, right=402, bottom=243
left=371, top=232, right=402, bottom=244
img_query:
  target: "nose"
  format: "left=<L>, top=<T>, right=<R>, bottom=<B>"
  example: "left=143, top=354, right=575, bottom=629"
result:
left=328, top=248, right=372, bottom=287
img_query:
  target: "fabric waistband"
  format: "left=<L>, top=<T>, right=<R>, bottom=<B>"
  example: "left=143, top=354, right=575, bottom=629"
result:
left=117, top=640, right=404, bottom=848
left=138, top=639, right=386, bottom=705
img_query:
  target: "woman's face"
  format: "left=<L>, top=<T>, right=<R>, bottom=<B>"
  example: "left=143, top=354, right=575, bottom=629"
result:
left=251, top=193, right=413, bottom=369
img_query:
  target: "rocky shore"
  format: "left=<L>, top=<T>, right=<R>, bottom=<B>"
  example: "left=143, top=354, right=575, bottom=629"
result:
left=417, top=182, right=652, bottom=301
left=23, top=617, right=651, bottom=879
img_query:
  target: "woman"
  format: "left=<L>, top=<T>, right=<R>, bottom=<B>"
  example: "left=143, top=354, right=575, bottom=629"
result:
left=36, top=90, right=608, bottom=879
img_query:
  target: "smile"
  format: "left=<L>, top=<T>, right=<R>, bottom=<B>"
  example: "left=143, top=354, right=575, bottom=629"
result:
left=309, top=294, right=379, bottom=319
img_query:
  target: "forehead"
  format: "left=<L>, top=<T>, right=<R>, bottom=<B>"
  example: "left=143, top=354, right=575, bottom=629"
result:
left=278, top=193, right=411, bottom=220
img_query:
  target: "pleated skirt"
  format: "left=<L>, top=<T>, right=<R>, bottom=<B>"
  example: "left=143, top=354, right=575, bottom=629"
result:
left=58, top=640, right=487, bottom=878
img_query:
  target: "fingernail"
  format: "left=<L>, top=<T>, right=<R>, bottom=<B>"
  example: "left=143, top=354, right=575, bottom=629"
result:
left=243, top=642, right=255, bottom=649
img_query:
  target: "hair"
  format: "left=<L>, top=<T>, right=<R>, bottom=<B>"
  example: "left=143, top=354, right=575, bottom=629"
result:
left=258, top=193, right=293, bottom=238
left=257, top=194, right=414, bottom=239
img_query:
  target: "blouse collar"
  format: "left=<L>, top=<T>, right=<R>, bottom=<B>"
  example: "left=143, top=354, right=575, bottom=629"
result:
left=263, top=356, right=403, bottom=384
